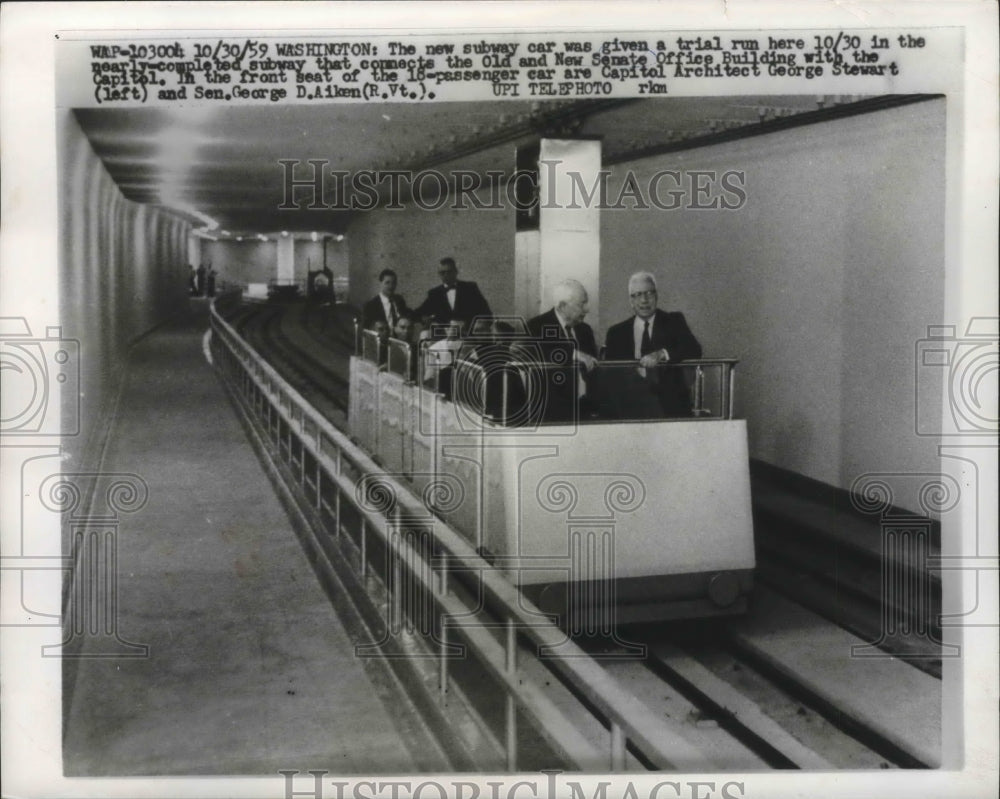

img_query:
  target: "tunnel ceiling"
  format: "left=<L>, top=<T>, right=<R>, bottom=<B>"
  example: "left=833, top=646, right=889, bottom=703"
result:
left=73, top=95, right=863, bottom=236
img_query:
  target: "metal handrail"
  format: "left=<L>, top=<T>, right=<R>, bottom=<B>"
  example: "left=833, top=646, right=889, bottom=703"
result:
left=386, top=338, right=413, bottom=379
left=209, top=300, right=714, bottom=771
left=451, top=354, right=740, bottom=422
left=360, top=329, right=385, bottom=366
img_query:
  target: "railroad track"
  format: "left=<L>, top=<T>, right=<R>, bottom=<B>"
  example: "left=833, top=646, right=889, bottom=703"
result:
left=223, top=299, right=352, bottom=424
left=222, top=299, right=945, bottom=676
left=215, top=298, right=943, bottom=771
left=574, top=607, right=939, bottom=770
left=751, top=486, right=944, bottom=679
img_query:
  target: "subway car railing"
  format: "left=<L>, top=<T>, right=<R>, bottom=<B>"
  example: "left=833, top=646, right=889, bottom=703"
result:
left=355, top=325, right=739, bottom=424
left=210, top=301, right=713, bottom=771
left=450, top=354, right=739, bottom=424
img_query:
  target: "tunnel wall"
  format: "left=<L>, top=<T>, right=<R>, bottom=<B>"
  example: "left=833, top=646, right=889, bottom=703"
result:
left=59, top=110, right=190, bottom=469
left=200, top=240, right=278, bottom=285
left=347, top=187, right=515, bottom=318
left=599, top=98, right=946, bottom=501
left=345, top=100, right=946, bottom=506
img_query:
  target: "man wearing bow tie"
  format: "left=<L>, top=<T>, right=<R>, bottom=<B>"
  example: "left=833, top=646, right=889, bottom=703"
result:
left=604, top=272, right=702, bottom=417
left=414, top=257, right=492, bottom=331
left=362, top=269, right=409, bottom=332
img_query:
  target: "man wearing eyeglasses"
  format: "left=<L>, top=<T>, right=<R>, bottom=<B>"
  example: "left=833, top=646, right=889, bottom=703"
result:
left=604, top=272, right=702, bottom=417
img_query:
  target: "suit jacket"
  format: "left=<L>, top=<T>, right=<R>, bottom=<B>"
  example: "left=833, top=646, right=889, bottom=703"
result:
left=362, top=293, right=408, bottom=329
left=414, top=280, right=491, bottom=328
left=525, top=308, right=598, bottom=422
left=526, top=308, right=598, bottom=357
left=604, top=309, right=702, bottom=417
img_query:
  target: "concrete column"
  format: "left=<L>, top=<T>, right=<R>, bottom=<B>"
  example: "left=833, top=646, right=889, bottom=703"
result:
left=514, top=138, right=602, bottom=330
left=277, top=235, right=294, bottom=282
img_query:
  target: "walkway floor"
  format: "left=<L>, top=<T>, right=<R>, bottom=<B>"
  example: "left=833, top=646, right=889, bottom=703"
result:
left=63, top=300, right=430, bottom=775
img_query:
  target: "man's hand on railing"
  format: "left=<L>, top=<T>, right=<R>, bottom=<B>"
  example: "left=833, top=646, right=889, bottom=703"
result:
left=575, top=350, right=598, bottom=372
left=638, top=349, right=669, bottom=368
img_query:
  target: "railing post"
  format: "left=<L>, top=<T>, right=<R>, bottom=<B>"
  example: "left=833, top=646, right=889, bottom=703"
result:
left=299, top=417, right=306, bottom=484
left=315, top=456, right=323, bottom=511
left=505, top=616, right=517, bottom=771
left=501, top=369, right=509, bottom=425
left=727, top=364, right=736, bottom=420
left=390, top=520, right=402, bottom=636
left=610, top=722, right=626, bottom=771
left=437, top=552, right=449, bottom=696
left=693, top=366, right=704, bottom=417
left=333, top=485, right=341, bottom=539
left=359, top=517, right=367, bottom=578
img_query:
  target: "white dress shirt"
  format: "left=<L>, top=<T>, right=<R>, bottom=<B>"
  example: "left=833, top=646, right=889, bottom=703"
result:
left=633, top=314, right=668, bottom=377
left=380, top=294, right=398, bottom=326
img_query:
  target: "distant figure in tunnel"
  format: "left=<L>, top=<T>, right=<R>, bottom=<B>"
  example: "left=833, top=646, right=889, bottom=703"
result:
left=206, top=265, right=217, bottom=298
left=603, top=271, right=702, bottom=417
left=188, top=266, right=198, bottom=296
left=196, top=264, right=206, bottom=297
left=414, top=257, right=491, bottom=331
left=362, top=269, right=409, bottom=331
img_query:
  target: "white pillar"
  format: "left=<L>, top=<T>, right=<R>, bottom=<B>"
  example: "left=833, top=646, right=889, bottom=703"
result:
left=514, top=138, right=602, bottom=330
left=277, top=235, right=294, bottom=282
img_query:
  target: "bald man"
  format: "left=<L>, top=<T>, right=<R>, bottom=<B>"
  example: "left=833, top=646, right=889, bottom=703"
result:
left=526, top=279, right=599, bottom=421
left=526, top=279, right=599, bottom=365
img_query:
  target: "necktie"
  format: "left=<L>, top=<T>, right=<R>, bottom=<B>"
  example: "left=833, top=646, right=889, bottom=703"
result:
left=389, top=301, right=398, bottom=328
left=640, top=320, right=652, bottom=355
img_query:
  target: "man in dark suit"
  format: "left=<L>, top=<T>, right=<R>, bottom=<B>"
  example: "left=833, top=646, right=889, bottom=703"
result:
left=361, top=269, right=409, bottom=330
left=603, top=271, right=702, bottom=417
left=526, top=279, right=599, bottom=422
left=414, top=257, right=492, bottom=330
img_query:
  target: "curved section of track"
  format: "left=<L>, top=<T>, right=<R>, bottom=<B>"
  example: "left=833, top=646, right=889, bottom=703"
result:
left=221, top=298, right=354, bottom=426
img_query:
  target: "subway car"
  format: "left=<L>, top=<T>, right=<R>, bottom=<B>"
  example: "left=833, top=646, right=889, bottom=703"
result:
left=349, top=318, right=755, bottom=628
